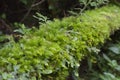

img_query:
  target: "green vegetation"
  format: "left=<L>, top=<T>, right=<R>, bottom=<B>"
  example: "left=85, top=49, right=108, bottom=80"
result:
left=0, top=0, right=109, bottom=24
left=0, top=4, right=120, bottom=80
left=82, top=35, right=120, bottom=80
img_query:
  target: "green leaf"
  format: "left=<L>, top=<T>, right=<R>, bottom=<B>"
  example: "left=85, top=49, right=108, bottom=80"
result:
left=2, top=72, right=8, bottom=79
left=108, top=46, right=120, bottom=54
left=90, top=2, right=97, bottom=7
left=42, top=70, right=53, bottom=74
left=103, top=54, right=111, bottom=62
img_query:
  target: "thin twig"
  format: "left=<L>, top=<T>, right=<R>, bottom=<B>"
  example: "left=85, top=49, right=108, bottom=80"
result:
left=20, top=7, right=33, bottom=22
left=20, top=0, right=45, bottom=22
left=20, top=0, right=35, bottom=22
left=32, top=0, right=45, bottom=7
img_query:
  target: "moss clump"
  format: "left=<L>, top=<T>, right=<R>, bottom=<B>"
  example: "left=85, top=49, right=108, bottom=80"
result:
left=0, top=4, right=120, bottom=80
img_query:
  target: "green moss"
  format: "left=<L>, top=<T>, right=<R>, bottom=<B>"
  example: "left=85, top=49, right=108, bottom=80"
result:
left=0, top=4, right=120, bottom=80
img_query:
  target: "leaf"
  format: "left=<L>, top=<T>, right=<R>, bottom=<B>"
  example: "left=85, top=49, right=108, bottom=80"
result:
left=33, top=12, right=48, bottom=24
left=108, top=46, right=120, bottom=54
left=103, top=54, right=111, bottom=62
left=104, top=72, right=115, bottom=79
left=90, top=2, right=97, bottom=7
left=14, top=29, right=24, bottom=34
left=115, top=65, right=120, bottom=71
left=108, top=60, right=118, bottom=68
left=13, top=65, right=20, bottom=72
left=2, top=72, right=8, bottom=79
left=79, top=0, right=87, bottom=5
left=42, top=70, right=53, bottom=74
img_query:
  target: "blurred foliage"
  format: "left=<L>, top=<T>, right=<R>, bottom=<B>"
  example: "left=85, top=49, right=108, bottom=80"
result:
left=0, top=0, right=119, bottom=25
left=0, top=4, right=120, bottom=80
left=80, top=39, right=120, bottom=80
left=0, top=0, right=110, bottom=24
left=33, top=12, right=49, bottom=25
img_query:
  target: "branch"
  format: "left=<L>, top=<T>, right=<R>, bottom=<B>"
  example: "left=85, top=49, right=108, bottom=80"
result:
left=21, top=0, right=45, bottom=22
left=32, top=0, right=45, bottom=7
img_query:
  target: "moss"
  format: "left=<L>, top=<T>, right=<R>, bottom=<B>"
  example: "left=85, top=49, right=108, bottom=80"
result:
left=0, top=4, right=120, bottom=80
